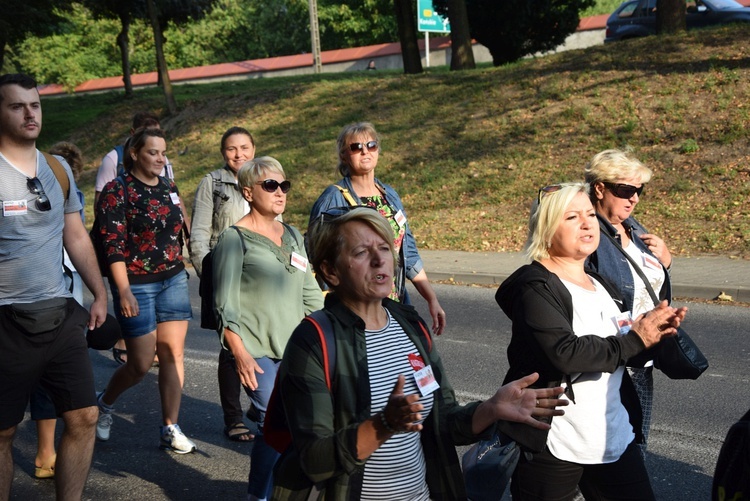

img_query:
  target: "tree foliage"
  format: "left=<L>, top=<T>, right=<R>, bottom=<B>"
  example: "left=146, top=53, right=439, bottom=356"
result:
left=0, top=0, right=74, bottom=72
left=434, top=0, right=595, bottom=66
left=9, top=0, right=400, bottom=88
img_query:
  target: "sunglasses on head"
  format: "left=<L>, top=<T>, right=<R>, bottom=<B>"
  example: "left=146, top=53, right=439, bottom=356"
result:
left=318, top=205, right=379, bottom=224
left=27, top=177, right=51, bottom=211
left=349, top=140, right=378, bottom=153
left=257, top=179, right=291, bottom=193
left=602, top=182, right=643, bottom=199
left=537, top=184, right=564, bottom=204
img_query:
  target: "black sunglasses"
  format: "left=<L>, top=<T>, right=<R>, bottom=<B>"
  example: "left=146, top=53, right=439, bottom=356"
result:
left=27, top=177, right=51, bottom=211
left=257, top=179, right=291, bottom=193
left=537, top=184, right=564, bottom=204
left=349, top=140, right=378, bottom=153
left=602, top=182, right=643, bottom=199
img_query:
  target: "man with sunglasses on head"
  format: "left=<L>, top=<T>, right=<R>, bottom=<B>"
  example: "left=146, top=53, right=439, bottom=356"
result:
left=584, top=148, right=674, bottom=457
left=0, top=73, right=108, bottom=500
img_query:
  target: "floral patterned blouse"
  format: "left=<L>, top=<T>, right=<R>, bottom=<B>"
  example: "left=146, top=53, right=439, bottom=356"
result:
left=361, top=194, right=405, bottom=301
left=96, top=173, right=185, bottom=284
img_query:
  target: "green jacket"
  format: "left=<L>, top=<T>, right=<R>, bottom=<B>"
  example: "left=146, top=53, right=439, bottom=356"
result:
left=272, top=293, right=490, bottom=501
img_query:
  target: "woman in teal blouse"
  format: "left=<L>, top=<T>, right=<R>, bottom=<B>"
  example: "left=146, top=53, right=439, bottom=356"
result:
left=211, top=156, right=323, bottom=500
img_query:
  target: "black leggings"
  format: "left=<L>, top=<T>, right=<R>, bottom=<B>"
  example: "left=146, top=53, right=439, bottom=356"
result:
left=511, top=441, right=655, bottom=501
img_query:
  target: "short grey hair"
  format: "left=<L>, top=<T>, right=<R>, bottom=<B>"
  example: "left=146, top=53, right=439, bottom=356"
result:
left=237, top=156, right=285, bottom=190
left=584, top=149, right=653, bottom=188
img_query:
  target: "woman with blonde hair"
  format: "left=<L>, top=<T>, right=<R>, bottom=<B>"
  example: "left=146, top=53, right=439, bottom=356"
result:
left=495, top=182, right=687, bottom=500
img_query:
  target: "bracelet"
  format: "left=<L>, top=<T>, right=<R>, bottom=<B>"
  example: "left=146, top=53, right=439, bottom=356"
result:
left=379, top=411, right=397, bottom=434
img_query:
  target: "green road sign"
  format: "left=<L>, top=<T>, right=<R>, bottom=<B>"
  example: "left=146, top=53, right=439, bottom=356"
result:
left=417, top=0, right=450, bottom=33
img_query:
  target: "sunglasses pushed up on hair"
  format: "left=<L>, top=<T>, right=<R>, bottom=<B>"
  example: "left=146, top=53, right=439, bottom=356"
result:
left=603, top=182, right=643, bottom=199
left=257, top=179, right=291, bottom=193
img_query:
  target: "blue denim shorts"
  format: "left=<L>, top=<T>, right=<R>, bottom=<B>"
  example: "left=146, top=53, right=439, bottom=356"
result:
left=112, top=270, right=192, bottom=337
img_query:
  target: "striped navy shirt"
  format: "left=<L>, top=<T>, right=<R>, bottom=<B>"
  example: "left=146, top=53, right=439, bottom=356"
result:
left=361, top=308, right=433, bottom=501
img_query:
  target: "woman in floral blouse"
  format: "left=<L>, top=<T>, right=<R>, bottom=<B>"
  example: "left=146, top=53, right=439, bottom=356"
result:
left=94, top=127, right=196, bottom=454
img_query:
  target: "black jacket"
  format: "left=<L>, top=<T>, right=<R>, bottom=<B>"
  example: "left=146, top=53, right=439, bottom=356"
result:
left=495, top=261, right=650, bottom=453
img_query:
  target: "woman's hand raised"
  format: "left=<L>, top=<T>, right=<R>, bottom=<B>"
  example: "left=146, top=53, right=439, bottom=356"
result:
left=631, top=300, right=688, bottom=348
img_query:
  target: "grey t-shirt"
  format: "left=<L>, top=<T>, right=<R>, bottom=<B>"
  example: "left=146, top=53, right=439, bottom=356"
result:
left=0, top=150, right=82, bottom=305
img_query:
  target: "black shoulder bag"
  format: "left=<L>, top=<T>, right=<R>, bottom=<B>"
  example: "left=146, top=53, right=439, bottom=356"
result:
left=600, top=230, right=708, bottom=380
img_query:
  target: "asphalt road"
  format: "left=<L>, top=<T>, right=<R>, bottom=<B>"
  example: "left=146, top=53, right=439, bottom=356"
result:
left=8, top=277, right=749, bottom=500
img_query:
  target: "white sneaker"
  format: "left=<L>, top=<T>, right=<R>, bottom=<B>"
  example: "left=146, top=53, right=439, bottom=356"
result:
left=160, top=424, right=196, bottom=454
left=96, top=393, right=113, bottom=441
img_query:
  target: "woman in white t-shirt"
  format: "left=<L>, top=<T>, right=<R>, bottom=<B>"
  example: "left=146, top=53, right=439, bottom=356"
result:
left=495, top=182, right=687, bottom=500
left=585, top=149, right=673, bottom=454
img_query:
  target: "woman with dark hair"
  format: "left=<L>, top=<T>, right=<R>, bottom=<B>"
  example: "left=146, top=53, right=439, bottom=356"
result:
left=189, top=126, right=258, bottom=442
left=496, top=182, right=687, bottom=500
left=94, top=127, right=195, bottom=454
left=273, top=206, right=567, bottom=500
left=309, top=122, right=446, bottom=336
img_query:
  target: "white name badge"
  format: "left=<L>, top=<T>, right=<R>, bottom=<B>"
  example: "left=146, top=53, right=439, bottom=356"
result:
left=413, top=365, right=440, bottom=397
left=290, top=251, right=308, bottom=272
left=169, top=192, right=181, bottom=205
left=394, top=210, right=406, bottom=228
left=3, top=200, right=28, bottom=216
left=612, top=311, right=633, bottom=336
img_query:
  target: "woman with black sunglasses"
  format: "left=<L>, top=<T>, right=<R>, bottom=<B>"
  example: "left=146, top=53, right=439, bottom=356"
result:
left=584, top=149, right=673, bottom=456
left=309, top=122, right=446, bottom=336
left=211, top=156, right=323, bottom=501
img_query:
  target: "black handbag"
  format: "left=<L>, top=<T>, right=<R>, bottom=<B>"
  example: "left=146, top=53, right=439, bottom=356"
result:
left=600, top=230, right=708, bottom=380
left=461, top=431, right=520, bottom=501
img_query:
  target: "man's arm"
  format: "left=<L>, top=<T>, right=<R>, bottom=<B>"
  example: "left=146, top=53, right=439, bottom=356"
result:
left=63, top=212, right=108, bottom=329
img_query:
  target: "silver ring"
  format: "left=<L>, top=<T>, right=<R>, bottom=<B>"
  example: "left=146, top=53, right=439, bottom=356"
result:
left=536, top=399, right=540, bottom=407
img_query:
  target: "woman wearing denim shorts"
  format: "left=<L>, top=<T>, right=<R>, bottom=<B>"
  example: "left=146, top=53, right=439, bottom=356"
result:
left=94, top=127, right=195, bottom=454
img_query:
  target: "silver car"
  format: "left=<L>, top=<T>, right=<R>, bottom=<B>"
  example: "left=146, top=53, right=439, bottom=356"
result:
left=605, top=0, right=750, bottom=42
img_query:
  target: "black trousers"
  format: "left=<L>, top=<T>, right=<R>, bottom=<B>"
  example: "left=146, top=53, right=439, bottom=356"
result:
left=218, top=347, right=253, bottom=426
left=511, top=440, right=655, bottom=501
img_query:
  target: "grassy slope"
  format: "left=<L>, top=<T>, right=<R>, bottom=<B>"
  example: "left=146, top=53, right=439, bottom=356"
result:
left=39, top=25, right=750, bottom=258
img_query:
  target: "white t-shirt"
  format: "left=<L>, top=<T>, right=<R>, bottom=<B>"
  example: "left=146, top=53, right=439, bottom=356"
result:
left=624, top=239, right=665, bottom=317
left=95, top=148, right=173, bottom=192
left=547, top=277, right=635, bottom=464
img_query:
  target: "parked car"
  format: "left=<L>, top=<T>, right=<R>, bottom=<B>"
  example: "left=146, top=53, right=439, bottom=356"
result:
left=605, top=0, right=750, bottom=42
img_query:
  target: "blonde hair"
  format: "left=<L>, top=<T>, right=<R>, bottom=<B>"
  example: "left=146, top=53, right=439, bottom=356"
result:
left=237, top=156, right=285, bottom=190
left=525, top=182, right=589, bottom=262
left=307, top=207, right=397, bottom=290
left=584, top=149, right=653, bottom=188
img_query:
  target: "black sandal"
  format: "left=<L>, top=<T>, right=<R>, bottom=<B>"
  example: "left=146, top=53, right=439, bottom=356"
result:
left=224, top=422, right=254, bottom=442
left=112, top=347, right=127, bottom=365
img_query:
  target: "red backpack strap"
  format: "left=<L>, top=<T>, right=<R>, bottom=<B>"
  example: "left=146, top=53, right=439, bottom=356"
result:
left=417, top=320, right=432, bottom=352
left=303, top=310, right=336, bottom=390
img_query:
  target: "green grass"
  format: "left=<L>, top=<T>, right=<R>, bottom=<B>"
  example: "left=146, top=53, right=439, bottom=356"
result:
left=39, top=24, right=750, bottom=258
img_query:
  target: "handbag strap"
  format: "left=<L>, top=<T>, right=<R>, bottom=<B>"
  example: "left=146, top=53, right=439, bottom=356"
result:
left=599, top=228, right=660, bottom=305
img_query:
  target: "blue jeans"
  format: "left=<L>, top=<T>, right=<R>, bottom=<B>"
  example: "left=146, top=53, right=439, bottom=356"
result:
left=247, top=357, right=281, bottom=499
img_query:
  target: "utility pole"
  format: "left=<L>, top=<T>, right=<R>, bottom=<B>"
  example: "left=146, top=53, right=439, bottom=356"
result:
left=308, top=0, right=322, bottom=73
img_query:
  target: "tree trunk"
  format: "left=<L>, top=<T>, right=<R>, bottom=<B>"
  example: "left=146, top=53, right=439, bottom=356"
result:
left=393, top=0, right=423, bottom=74
left=447, top=0, right=475, bottom=70
left=117, top=13, right=133, bottom=97
left=656, top=0, right=686, bottom=35
left=146, top=0, right=177, bottom=115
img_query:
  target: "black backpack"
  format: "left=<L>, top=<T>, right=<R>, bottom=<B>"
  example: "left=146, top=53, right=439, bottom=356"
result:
left=199, top=225, right=245, bottom=330
left=712, top=407, right=750, bottom=501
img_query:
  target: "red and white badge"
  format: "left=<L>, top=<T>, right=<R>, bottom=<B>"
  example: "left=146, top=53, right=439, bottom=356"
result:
left=408, top=353, right=440, bottom=396
left=3, top=200, right=28, bottom=216
left=290, top=251, right=308, bottom=272
left=642, top=253, right=661, bottom=271
left=612, top=311, right=633, bottom=336
left=393, top=209, right=406, bottom=228
left=170, top=192, right=181, bottom=205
